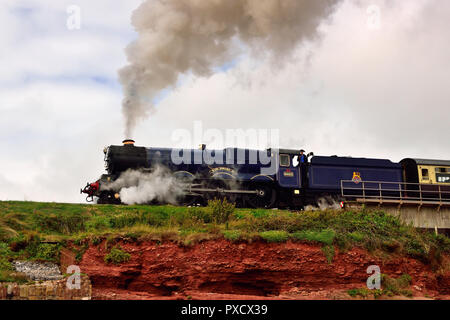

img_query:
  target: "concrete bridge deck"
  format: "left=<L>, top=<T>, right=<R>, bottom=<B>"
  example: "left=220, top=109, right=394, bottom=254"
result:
left=343, top=198, right=450, bottom=230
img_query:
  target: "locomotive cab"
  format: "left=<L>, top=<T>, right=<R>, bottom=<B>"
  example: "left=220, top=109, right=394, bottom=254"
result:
left=273, top=149, right=311, bottom=208
left=277, top=149, right=304, bottom=189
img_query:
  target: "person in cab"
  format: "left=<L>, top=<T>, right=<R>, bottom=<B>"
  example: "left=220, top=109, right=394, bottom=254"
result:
left=299, top=149, right=308, bottom=164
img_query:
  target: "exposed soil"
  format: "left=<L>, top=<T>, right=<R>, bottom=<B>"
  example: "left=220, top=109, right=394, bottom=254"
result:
left=75, top=240, right=449, bottom=300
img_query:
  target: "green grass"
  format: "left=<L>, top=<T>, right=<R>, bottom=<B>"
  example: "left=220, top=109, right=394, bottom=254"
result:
left=104, top=246, right=131, bottom=265
left=223, top=230, right=241, bottom=242
left=347, top=287, right=373, bottom=298
left=321, top=245, right=335, bottom=264
left=260, top=230, right=289, bottom=243
left=0, top=243, right=13, bottom=271
left=381, top=273, right=413, bottom=297
left=0, top=200, right=449, bottom=274
left=292, top=229, right=335, bottom=245
left=348, top=273, right=413, bottom=299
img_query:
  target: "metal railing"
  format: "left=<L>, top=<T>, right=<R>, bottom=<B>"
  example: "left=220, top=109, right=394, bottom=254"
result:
left=340, top=180, right=450, bottom=204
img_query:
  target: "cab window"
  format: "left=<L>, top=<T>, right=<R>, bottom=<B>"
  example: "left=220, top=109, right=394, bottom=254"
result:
left=280, top=154, right=290, bottom=167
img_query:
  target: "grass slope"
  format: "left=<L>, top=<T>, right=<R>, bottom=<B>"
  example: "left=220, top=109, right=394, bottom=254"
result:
left=0, top=200, right=449, bottom=283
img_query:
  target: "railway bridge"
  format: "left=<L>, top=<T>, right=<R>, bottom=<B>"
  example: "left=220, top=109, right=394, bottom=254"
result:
left=341, top=180, right=450, bottom=231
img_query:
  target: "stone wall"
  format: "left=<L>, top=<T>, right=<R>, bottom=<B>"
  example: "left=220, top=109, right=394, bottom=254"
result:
left=0, top=275, right=91, bottom=300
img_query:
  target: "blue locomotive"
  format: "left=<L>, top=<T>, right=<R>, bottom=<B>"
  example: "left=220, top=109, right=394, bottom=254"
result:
left=81, top=140, right=450, bottom=208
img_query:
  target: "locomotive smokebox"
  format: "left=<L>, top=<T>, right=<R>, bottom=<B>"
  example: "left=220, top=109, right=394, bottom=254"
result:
left=122, top=139, right=135, bottom=146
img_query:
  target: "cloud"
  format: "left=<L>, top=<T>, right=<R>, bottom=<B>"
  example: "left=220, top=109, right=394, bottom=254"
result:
left=0, top=0, right=141, bottom=202
left=1, top=0, right=449, bottom=203
left=0, top=1, right=141, bottom=85
left=133, top=0, right=450, bottom=162
left=0, top=81, right=124, bottom=202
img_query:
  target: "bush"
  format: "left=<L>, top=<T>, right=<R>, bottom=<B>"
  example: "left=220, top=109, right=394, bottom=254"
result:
left=223, top=230, right=241, bottom=242
left=321, top=245, right=335, bottom=264
left=381, top=239, right=401, bottom=253
left=104, top=246, right=131, bottom=265
left=292, top=229, right=335, bottom=245
left=34, top=243, right=60, bottom=262
left=348, top=274, right=413, bottom=299
left=381, top=273, right=412, bottom=297
left=85, top=216, right=110, bottom=231
left=260, top=230, right=289, bottom=243
left=34, top=212, right=88, bottom=234
left=404, top=237, right=427, bottom=261
left=91, top=235, right=103, bottom=246
left=23, top=233, right=41, bottom=258
left=144, top=210, right=170, bottom=227
left=363, top=236, right=382, bottom=252
left=74, top=243, right=89, bottom=263
left=181, top=232, right=218, bottom=246
left=207, top=198, right=235, bottom=225
left=348, top=231, right=365, bottom=242
left=0, top=270, right=29, bottom=283
left=257, top=214, right=297, bottom=232
left=189, top=208, right=213, bottom=224
left=347, top=288, right=370, bottom=298
left=0, top=243, right=13, bottom=271
left=334, top=234, right=351, bottom=251
left=109, top=212, right=142, bottom=229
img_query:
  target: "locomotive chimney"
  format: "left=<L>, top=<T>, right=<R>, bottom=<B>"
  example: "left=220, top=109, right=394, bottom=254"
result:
left=122, top=139, right=135, bottom=146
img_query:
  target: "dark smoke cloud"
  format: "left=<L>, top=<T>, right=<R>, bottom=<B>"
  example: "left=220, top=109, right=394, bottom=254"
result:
left=119, top=0, right=342, bottom=137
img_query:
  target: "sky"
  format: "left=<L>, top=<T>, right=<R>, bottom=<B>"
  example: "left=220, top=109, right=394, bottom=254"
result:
left=0, top=0, right=449, bottom=203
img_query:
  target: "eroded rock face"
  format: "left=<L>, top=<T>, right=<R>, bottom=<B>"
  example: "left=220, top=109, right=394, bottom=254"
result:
left=13, top=261, right=63, bottom=281
left=76, top=239, right=449, bottom=300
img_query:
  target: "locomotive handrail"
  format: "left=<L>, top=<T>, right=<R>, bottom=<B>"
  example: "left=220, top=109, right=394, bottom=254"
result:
left=186, top=186, right=259, bottom=195
left=340, top=180, right=450, bottom=204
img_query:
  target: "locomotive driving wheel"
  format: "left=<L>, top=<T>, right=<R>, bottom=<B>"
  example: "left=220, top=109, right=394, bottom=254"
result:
left=244, top=183, right=276, bottom=208
left=177, top=190, right=199, bottom=206
left=97, top=191, right=121, bottom=204
left=204, top=179, right=237, bottom=203
left=174, top=174, right=200, bottom=206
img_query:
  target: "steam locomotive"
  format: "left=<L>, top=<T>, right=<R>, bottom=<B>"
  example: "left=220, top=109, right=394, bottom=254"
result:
left=81, top=140, right=450, bottom=208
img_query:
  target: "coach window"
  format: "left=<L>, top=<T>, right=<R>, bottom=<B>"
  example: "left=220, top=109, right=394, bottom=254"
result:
left=436, top=167, right=450, bottom=183
left=421, top=168, right=429, bottom=180
left=436, top=174, right=450, bottom=183
left=280, top=154, right=290, bottom=167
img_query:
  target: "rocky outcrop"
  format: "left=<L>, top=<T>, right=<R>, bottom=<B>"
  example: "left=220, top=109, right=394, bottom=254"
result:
left=12, top=261, right=63, bottom=281
left=74, top=239, right=449, bottom=300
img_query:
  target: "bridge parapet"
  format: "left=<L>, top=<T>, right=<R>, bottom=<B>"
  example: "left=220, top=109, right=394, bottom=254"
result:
left=341, top=180, right=450, bottom=230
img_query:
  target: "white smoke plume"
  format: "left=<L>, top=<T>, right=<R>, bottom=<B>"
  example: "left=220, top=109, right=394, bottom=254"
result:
left=101, top=166, right=184, bottom=205
left=119, top=0, right=342, bottom=137
left=304, top=195, right=341, bottom=211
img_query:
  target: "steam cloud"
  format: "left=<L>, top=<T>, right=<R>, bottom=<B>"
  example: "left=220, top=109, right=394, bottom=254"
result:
left=101, top=167, right=184, bottom=205
left=304, top=195, right=341, bottom=211
left=119, top=0, right=342, bottom=137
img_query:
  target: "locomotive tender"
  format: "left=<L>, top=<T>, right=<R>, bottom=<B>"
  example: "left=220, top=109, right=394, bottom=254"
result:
left=81, top=140, right=450, bottom=208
